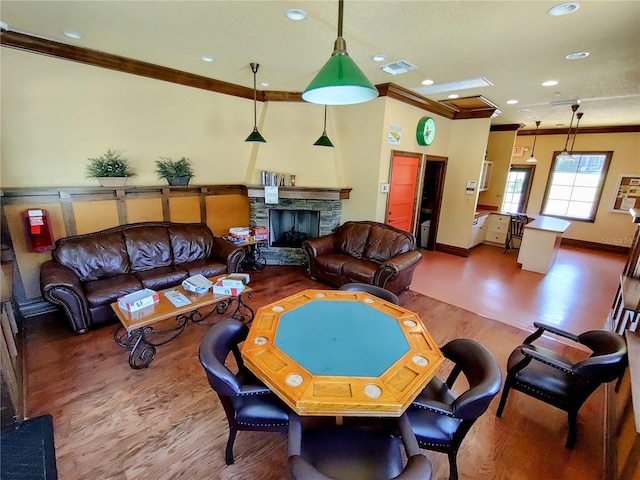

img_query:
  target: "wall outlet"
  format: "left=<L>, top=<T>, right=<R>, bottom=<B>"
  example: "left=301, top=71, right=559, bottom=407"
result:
left=381, top=183, right=390, bottom=193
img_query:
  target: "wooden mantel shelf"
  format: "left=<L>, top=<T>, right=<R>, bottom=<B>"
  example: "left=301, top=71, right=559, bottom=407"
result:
left=246, top=185, right=351, bottom=201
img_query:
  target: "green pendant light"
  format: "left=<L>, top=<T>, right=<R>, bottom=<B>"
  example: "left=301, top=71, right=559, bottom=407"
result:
left=314, top=105, right=334, bottom=147
left=302, top=0, right=378, bottom=105
left=245, top=62, right=266, bottom=143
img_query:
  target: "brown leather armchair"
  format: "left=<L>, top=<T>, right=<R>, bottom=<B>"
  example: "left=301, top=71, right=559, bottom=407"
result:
left=40, top=222, right=245, bottom=334
left=302, top=221, right=422, bottom=295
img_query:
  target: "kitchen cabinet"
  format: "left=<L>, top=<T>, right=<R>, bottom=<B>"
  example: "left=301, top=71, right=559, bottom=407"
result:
left=479, top=161, right=492, bottom=192
left=483, top=213, right=509, bottom=246
left=470, top=214, right=488, bottom=247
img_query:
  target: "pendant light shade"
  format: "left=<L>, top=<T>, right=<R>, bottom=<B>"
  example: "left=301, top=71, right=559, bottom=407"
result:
left=302, top=0, right=378, bottom=105
left=526, top=121, right=540, bottom=163
left=556, top=104, right=579, bottom=162
left=245, top=62, right=266, bottom=143
left=314, top=105, right=334, bottom=147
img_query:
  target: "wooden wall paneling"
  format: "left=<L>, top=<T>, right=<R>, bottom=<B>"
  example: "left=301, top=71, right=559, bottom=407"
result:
left=72, top=200, right=119, bottom=234
left=205, top=194, right=250, bottom=236
left=168, top=196, right=201, bottom=224
left=125, top=197, right=164, bottom=224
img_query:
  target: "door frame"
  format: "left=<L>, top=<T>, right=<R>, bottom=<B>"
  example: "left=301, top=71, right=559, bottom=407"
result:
left=385, top=150, right=423, bottom=234
left=415, top=155, right=447, bottom=250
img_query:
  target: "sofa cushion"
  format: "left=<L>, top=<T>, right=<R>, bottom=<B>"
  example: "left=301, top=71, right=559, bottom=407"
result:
left=315, top=253, right=352, bottom=275
left=53, top=231, right=129, bottom=281
left=342, top=259, right=378, bottom=283
left=179, top=259, right=227, bottom=278
left=169, top=224, right=213, bottom=264
left=124, top=226, right=173, bottom=272
left=134, top=265, right=189, bottom=291
left=334, top=223, right=372, bottom=259
left=84, top=274, right=142, bottom=307
left=363, top=225, right=413, bottom=263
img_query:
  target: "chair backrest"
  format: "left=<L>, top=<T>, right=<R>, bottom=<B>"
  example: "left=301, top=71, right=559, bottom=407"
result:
left=338, top=282, right=400, bottom=305
left=574, top=329, right=628, bottom=382
left=442, top=338, right=503, bottom=420
left=509, top=214, right=529, bottom=238
left=198, top=318, right=249, bottom=397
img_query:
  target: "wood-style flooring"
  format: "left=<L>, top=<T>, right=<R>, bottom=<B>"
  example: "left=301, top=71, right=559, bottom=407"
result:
left=22, top=246, right=625, bottom=480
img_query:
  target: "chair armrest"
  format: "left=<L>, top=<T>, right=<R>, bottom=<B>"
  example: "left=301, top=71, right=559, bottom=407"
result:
left=520, top=344, right=575, bottom=374
left=288, top=457, right=335, bottom=480
left=375, top=250, right=422, bottom=287
left=237, top=383, right=273, bottom=396
left=525, top=321, right=579, bottom=344
left=40, top=260, right=91, bottom=334
left=302, top=235, right=336, bottom=259
left=287, top=412, right=303, bottom=457
left=392, top=455, right=433, bottom=480
left=211, top=237, right=245, bottom=273
left=409, top=398, right=454, bottom=417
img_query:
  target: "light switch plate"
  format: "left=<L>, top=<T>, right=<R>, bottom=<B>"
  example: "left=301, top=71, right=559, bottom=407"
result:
left=381, top=183, right=390, bottom=193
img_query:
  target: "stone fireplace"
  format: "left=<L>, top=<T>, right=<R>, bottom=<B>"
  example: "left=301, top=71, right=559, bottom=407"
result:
left=247, top=186, right=351, bottom=265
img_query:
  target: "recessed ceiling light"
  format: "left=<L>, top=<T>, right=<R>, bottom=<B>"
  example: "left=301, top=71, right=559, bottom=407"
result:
left=62, top=30, right=83, bottom=39
left=372, top=55, right=387, bottom=62
left=553, top=92, right=562, bottom=96
left=566, top=51, right=590, bottom=60
left=527, top=115, right=537, bottom=120
left=519, top=108, right=531, bottom=112
left=200, top=55, right=215, bottom=62
left=506, top=99, right=519, bottom=105
left=421, top=79, right=434, bottom=86
left=286, top=9, right=307, bottom=21
left=448, top=94, right=459, bottom=99
left=260, top=82, right=270, bottom=87
left=548, top=2, right=580, bottom=16
left=542, top=80, right=559, bottom=87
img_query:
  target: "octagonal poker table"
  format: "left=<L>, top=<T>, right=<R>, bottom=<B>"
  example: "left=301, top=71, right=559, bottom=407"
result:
left=241, top=289, right=444, bottom=417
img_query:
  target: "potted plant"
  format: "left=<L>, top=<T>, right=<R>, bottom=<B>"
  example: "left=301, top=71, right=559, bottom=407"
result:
left=155, top=157, right=195, bottom=186
left=86, top=149, right=136, bottom=187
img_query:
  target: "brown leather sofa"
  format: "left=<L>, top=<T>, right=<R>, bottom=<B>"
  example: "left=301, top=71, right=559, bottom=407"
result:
left=40, top=222, right=245, bottom=334
left=302, top=221, right=422, bottom=295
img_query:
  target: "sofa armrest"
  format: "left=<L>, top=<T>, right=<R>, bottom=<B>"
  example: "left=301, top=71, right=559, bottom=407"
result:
left=374, top=250, right=423, bottom=288
left=302, top=235, right=336, bottom=259
left=40, top=260, right=91, bottom=334
left=211, top=237, right=246, bottom=273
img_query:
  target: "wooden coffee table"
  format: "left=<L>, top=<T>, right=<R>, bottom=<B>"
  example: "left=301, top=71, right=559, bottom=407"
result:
left=111, top=276, right=253, bottom=369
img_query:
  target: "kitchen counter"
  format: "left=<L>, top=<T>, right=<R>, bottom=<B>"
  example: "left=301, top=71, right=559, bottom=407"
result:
left=517, top=215, right=571, bottom=274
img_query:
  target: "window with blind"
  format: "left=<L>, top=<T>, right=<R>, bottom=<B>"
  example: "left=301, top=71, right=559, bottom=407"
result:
left=541, top=151, right=613, bottom=222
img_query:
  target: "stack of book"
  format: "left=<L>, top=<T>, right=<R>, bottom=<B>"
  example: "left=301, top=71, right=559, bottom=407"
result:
left=213, top=273, right=250, bottom=296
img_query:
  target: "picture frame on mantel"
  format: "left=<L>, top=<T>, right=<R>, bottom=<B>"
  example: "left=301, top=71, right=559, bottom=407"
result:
left=611, top=174, right=640, bottom=213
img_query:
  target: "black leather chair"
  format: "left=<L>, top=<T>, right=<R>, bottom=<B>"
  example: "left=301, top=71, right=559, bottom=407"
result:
left=504, top=214, right=529, bottom=253
left=496, top=321, right=627, bottom=448
left=287, top=412, right=433, bottom=480
left=198, top=318, right=289, bottom=465
left=406, top=338, right=502, bottom=480
left=338, top=282, right=400, bottom=305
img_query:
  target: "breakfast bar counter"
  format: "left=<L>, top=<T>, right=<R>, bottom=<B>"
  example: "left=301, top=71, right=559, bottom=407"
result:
left=517, top=215, right=571, bottom=274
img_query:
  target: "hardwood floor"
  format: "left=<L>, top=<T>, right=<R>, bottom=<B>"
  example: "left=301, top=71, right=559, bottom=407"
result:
left=22, top=258, right=620, bottom=480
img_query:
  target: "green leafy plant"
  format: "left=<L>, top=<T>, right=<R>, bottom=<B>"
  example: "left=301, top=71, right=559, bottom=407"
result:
left=155, top=157, right=195, bottom=181
left=85, top=150, right=136, bottom=178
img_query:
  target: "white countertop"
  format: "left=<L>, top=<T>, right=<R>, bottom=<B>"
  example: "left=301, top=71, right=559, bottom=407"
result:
left=524, top=215, right=571, bottom=233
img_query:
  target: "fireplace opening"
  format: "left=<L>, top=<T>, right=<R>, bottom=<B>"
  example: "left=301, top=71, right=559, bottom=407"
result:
left=269, top=210, right=320, bottom=248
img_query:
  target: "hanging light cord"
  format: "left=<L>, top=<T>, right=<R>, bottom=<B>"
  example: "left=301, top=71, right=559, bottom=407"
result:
left=531, top=121, right=540, bottom=155
left=570, top=112, right=584, bottom=153
left=562, top=104, right=579, bottom=152
left=251, top=63, right=259, bottom=129
left=323, top=105, right=328, bottom=134
left=332, top=0, right=347, bottom=55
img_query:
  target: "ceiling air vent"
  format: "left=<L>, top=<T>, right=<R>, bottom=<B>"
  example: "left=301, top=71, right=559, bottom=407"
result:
left=381, top=60, right=417, bottom=75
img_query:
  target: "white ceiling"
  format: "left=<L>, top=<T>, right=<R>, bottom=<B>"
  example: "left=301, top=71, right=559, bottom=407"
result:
left=2, top=0, right=639, bottom=130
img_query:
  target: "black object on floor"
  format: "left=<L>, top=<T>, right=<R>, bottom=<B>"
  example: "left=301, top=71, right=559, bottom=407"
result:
left=0, top=414, right=58, bottom=479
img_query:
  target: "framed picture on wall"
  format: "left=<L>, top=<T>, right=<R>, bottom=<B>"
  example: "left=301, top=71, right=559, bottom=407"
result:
left=611, top=174, right=640, bottom=213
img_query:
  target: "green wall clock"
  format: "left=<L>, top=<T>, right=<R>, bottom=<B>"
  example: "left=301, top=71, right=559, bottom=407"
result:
left=416, top=116, right=436, bottom=146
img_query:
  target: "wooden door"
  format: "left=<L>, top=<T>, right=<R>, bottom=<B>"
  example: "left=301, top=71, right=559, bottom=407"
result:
left=386, top=153, right=421, bottom=232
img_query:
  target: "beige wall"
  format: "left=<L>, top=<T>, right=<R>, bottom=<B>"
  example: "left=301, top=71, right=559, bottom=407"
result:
left=512, top=131, right=639, bottom=246
left=480, top=131, right=518, bottom=208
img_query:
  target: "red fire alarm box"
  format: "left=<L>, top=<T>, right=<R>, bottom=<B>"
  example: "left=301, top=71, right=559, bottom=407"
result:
left=22, top=209, right=55, bottom=253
